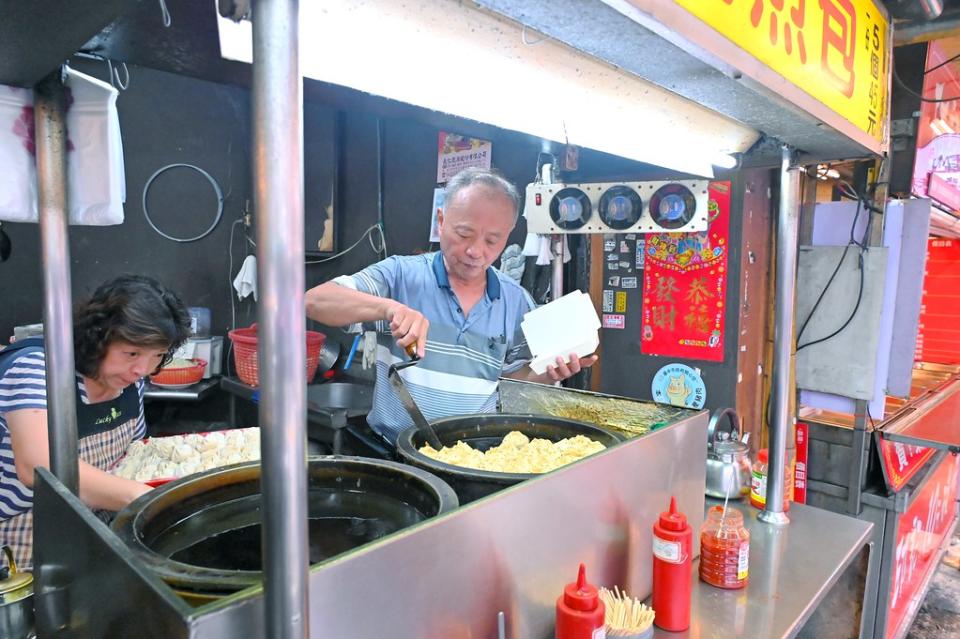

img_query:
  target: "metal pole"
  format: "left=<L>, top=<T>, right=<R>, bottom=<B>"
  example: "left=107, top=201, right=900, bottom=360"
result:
left=252, top=1, right=309, bottom=637
left=759, top=145, right=800, bottom=527
left=34, top=69, right=79, bottom=494
left=551, top=234, right=564, bottom=301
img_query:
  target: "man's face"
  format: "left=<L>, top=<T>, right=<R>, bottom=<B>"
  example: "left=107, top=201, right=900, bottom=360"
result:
left=438, top=184, right=516, bottom=285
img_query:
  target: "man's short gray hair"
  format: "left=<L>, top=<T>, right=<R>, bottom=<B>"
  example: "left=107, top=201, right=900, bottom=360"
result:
left=444, top=167, right=521, bottom=221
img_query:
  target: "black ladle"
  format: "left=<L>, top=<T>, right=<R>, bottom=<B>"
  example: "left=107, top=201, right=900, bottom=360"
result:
left=386, top=346, right=443, bottom=449
left=0, top=222, right=10, bottom=262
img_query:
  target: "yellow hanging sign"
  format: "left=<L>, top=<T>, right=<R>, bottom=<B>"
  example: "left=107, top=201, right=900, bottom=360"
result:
left=673, top=0, right=888, bottom=142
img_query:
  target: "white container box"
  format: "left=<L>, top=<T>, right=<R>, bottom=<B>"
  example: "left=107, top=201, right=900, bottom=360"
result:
left=521, top=290, right=601, bottom=375
left=174, top=336, right=224, bottom=379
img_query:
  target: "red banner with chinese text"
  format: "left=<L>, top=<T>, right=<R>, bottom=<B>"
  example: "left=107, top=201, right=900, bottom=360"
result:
left=876, top=438, right=936, bottom=493
left=794, top=422, right=809, bottom=504
left=915, top=238, right=960, bottom=364
left=886, top=455, right=959, bottom=639
left=640, top=182, right=730, bottom=362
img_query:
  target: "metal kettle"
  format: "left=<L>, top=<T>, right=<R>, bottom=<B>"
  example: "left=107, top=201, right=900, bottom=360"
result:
left=705, top=408, right=752, bottom=500
left=0, top=546, right=35, bottom=638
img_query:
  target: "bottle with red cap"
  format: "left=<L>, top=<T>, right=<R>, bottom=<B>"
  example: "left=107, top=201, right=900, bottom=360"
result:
left=652, top=496, right=692, bottom=631
left=556, top=563, right=606, bottom=639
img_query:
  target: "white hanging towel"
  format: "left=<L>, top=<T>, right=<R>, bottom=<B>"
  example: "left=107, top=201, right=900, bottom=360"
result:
left=0, top=70, right=125, bottom=225
left=522, top=232, right=571, bottom=266
left=233, top=255, right=258, bottom=301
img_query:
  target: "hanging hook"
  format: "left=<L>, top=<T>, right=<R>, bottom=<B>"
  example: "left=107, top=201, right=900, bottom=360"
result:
left=159, top=0, right=172, bottom=27
left=106, top=59, right=130, bottom=91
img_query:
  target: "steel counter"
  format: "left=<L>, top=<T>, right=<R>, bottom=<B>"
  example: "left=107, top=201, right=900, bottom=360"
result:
left=654, top=500, right=873, bottom=639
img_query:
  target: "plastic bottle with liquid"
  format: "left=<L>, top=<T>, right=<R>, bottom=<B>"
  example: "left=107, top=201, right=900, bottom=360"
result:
left=750, top=448, right=791, bottom=511
left=555, top=563, right=606, bottom=639
left=651, top=496, right=692, bottom=631
left=699, top=505, right=750, bottom=589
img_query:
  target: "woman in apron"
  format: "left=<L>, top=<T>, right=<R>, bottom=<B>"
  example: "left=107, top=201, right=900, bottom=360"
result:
left=0, top=274, right=191, bottom=568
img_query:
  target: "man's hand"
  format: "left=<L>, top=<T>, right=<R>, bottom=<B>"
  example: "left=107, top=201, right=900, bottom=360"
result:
left=545, top=353, right=599, bottom=382
left=386, top=303, right=429, bottom=358
left=505, top=352, right=599, bottom=385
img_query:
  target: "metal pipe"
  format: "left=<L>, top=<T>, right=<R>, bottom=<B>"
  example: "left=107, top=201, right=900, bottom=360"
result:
left=34, top=69, right=79, bottom=494
left=893, top=16, right=960, bottom=46
left=759, top=145, right=800, bottom=527
left=252, top=1, right=309, bottom=637
left=551, top=234, right=564, bottom=301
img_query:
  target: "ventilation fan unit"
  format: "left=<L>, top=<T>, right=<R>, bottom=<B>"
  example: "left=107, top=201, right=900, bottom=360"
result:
left=523, top=180, right=709, bottom=234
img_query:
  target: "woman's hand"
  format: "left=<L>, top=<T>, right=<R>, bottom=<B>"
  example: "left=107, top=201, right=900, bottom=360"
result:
left=7, top=408, right=153, bottom=511
left=386, top=302, right=429, bottom=358
left=125, top=479, right=153, bottom=504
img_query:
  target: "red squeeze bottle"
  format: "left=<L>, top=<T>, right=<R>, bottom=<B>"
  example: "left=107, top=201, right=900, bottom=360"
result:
left=652, top=496, right=693, bottom=631
left=556, top=563, right=606, bottom=639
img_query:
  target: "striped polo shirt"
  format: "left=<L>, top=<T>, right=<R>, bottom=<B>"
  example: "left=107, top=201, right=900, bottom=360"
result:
left=0, top=346, right=147, bottom=520
left=333, top=252, right=534, bottom=443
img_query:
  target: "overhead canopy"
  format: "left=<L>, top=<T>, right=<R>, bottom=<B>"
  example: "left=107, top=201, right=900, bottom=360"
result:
left=0, top=0, right=138, bottom=87
left=474, top=0, right=891, bottom=163
left=217, top=0, right=761, bottom=177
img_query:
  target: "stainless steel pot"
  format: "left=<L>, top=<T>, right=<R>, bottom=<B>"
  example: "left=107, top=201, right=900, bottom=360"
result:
left=0, top=546, right=34, bottom=638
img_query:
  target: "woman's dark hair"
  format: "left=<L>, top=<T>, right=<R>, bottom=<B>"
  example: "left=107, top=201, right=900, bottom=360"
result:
left=74, top=275, right=192, bottom=377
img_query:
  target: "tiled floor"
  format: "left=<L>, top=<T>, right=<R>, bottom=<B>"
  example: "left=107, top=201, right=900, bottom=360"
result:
left=907, top=535, right=960, bottom=638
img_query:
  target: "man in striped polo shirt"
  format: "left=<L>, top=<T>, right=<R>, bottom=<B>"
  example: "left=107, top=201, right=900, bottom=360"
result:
left=306, top=167, right=597, bottom=445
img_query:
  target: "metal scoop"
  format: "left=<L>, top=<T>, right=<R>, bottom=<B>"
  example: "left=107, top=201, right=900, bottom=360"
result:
left=387, top=346, right=443, bottom=449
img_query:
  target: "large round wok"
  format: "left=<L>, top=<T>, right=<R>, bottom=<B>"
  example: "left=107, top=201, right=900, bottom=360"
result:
left=396, top=413, right=621, bottom=504
left=112, top=456, right=458, bottom=602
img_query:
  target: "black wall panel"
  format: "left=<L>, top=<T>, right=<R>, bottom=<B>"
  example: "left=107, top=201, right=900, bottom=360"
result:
left=0, top=56, right=750, bottom=417
left=588, top=170, right=757, bottom=412
left=1, top=59, right=253, bottom=341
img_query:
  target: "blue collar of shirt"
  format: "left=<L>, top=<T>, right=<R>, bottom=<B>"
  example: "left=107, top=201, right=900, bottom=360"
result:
left=432, top=252, right=501, bottom=301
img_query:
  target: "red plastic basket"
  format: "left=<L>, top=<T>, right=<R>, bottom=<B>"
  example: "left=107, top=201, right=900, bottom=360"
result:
left=228, top=323, right=325, bottom=387
left=150, top=358, right=207, bottom=386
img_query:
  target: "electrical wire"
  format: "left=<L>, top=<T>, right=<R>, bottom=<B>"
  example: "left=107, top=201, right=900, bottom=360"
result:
left=305, top=224, right=385, bottom=264
left=893, top=59, right=960, bottom=103
left=376, top=119, right=388, bottom=257
left=228, top=219, right=244, bottom=332
left=796, top=250, right=865, bottom=351
left=926, top=52, right=960, bottom=75
left=226, top=217, right=256, bottom=378
left=795, top=181, right=870, bottom=352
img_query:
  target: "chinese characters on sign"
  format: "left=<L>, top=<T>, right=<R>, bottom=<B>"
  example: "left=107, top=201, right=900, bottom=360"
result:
left=876, top=438, right=935, bottom=493
left=887, top=456, right=958, bottom=639
left=640, top=182, right=731, bottom=362
left=915, top=238, right=960, bottom=364
left=675, top=0, right=889, bottom=142
left=794, top=422, right=809, bottom=503
left=651, top=363, right=707, bottom=409
left=436, top=132, right=492, bottom=184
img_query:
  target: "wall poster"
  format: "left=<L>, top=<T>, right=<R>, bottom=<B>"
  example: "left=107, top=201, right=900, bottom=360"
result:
left=436, top=132, right=492, bottom=184
left=640, top=182, right=730, bottom=361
